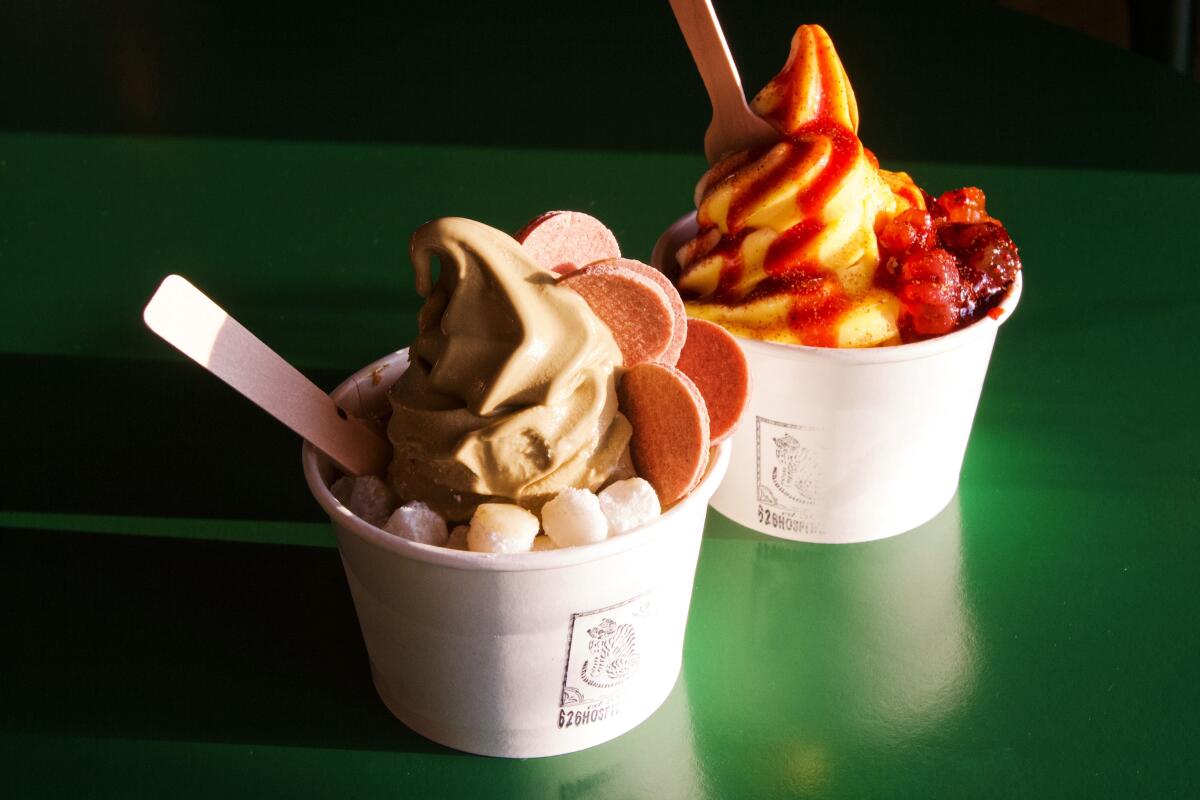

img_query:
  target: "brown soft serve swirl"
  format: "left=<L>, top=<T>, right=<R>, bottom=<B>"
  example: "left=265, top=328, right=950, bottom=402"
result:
left=386, top=217, right=633, bottom=522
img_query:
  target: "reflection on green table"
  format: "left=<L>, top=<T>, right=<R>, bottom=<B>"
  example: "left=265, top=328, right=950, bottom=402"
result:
left=692, top=499, right=978, bottom=798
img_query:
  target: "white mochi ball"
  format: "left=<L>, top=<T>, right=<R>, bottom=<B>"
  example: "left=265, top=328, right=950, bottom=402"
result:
left=541, top=488, right=609, bottom=548
left=598, top=478, right=661, bottom=535
left=348, top=475, right=399, bottom=528
left=467, top=504, right=540, bottom=554
left=330, top=475, right=356, bottom=507
left=384, top=501, right=449, bottom=546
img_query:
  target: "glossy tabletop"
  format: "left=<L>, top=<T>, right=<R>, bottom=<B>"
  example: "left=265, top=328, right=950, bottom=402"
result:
left=3, top=2, right=1199, bottom=797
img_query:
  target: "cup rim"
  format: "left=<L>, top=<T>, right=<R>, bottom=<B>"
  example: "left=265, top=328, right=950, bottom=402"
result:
left=653, top=210, right=1023, bottom=364
left=302, top=351, right=731, bottom=573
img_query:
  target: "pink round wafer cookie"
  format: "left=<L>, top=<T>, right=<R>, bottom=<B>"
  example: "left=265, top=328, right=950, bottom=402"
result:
left=514, top=211, right=621, bottom=275
left=559, top=264, right=675, bottom=366
left=674, top=318, right=750, bottom=444
left=588, top=258, right=687, bottom=365
left=617, top=362, right=710, bottom=506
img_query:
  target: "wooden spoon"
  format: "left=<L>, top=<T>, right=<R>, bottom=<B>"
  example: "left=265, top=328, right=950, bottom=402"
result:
left=143, top=274, right=392, bottom=477
left=668, top=0, right=779, bottom=164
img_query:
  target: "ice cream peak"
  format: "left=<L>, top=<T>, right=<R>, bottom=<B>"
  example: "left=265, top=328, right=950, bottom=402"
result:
left=751, top=25, right=859, bottom=136
left=675, top=24, right=1009, bottom=348
left=387, top=217, right=633, bottom=522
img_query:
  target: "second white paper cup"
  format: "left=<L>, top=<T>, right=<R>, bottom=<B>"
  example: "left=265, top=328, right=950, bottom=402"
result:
left=303, top=351, right=730, bottom=757
left=654, top=212, right=1021, bottom=543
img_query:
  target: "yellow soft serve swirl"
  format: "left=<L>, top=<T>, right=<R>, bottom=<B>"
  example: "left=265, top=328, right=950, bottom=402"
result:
left=676, top=25, right=923, bottom=347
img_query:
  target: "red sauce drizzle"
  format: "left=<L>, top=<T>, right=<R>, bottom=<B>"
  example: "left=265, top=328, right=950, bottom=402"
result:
left=764, top=218, right=824, bottom=276
left=787, top=284, right=849, bottom=347
left=794, top=124, right=858, bottom=214
left=706, top=112, right=863, bottom=342
left=763, top=123, right=858, bottom=342
left=708, top=229, right=751, bottom=303
left=725, top=140, right=813, bottom=233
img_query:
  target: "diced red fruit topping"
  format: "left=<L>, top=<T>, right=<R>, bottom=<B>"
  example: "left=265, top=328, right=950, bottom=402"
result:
left=936, top=187, right=989, bottom=223
left=877, top=221, right=912, bottom=253
left=939, top=222, right=1021, bottom=299
left=900, top=248, right=958, bottom=285
left=874, top=186, right=1021, bottom=340
left=880, top=209, right=937, bottom=254
left=906, top=290, right=960, bottom=335
left=897, top=249, right=962, bottom=336
left=923, top=189, right=947, bottom=221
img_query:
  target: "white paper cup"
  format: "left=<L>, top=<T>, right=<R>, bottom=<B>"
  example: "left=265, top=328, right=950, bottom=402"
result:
left=302, top=351, right=731, bottom=757
left=654, top=213, right=1022, bottom=543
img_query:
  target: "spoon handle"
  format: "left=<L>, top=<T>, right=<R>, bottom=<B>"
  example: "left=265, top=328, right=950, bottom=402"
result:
left=668, top=0, right=773, bottom=163
left=669, top=0, right=745, bottom=106
left=143, top=274, right=392, bottom=477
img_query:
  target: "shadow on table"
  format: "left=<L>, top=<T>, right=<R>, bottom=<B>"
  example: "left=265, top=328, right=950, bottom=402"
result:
left=1, top=353, right=339, bottom=524
left=0, top=526, right=448, bottom=754
left=1, top=524, right=718, bottom=790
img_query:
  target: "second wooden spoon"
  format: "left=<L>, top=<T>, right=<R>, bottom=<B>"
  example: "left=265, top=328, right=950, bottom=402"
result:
left=668, top=0, right=779, bottom=164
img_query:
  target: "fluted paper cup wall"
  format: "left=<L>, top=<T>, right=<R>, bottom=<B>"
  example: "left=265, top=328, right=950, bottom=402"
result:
left=303, top=351, right=730, bottom=757
left=654, top=213, right=1021, bottom=543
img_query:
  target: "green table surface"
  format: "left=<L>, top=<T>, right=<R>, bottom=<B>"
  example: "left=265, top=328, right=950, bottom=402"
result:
left=3, top=2, right=1199, bottom=798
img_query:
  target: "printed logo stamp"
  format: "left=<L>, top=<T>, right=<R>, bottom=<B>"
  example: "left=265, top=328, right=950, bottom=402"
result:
left=755, top=416, right=825, bottom=537
left=558, top=592, right=654, bottom=730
